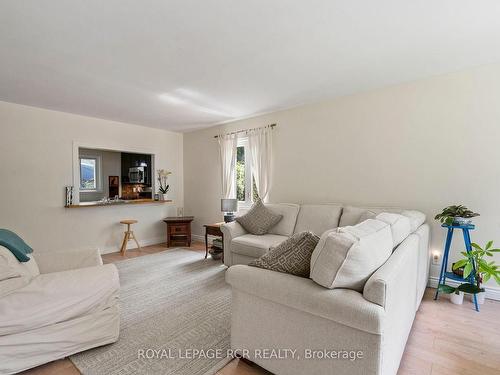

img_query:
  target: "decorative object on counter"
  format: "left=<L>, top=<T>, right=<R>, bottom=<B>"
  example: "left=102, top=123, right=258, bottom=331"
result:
left=434, top=205, right=479, bottom=225
left=163, top=216, right=193, bottom=247
left=121, top=183, right=145, bottom=200
left=204, top=223, right=224, bottom=260
left=157, top=169, right=171, bottom=200
left=154, top=194, right=160, bottom=201
left=65, top=198, right=171, bottom=208
left=221, top=198, right=238, bottom=222
left=119, top=219, right=141, bottom=255
left=65, top=186, right=74, bottom=206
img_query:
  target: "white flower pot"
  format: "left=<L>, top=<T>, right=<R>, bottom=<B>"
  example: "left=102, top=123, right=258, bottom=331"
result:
left=453, top=217, right=472, bottom=225
left=158, top=193, right=167, bottom=201
left=450, top=291, right=464, bottom=305
left=476, top=291, right=486, bottom=304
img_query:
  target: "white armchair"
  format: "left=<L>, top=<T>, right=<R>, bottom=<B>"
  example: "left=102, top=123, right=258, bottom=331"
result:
left=33, top=248, right=104, bottom=273
left=0, top=247, right=120, bottom=374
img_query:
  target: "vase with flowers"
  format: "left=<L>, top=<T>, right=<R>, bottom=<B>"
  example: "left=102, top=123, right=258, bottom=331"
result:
left=157, top=169, right=171, bottom=201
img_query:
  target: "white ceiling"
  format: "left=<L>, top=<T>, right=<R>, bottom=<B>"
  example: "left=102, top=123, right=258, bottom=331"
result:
left=1, top=1, right=500, bottom=132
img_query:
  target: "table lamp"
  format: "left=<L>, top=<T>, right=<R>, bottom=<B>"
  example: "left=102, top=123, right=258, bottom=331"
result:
left=221, top=198, right=238, bottom=223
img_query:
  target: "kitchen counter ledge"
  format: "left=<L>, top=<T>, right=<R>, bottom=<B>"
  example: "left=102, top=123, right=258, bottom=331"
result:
left=65, top=199, right=172, bottom=208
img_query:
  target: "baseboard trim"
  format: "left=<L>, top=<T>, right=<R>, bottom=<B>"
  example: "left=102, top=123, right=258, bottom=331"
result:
left=98, top=236, right=165, bottom=255
left=428, top=276, right=500, bottom=301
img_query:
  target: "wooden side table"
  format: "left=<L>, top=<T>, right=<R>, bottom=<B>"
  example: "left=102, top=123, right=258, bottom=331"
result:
left=163, top=216, right=194, bottom=247
left=204, top=223, right=224, bottom=259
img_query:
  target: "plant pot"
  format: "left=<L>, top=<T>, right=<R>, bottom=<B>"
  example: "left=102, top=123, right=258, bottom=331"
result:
left=158, top=193, right=167, bottom=201
left=453, top=217, right=472, bottom=225
left=450, top=291, right=464, bottom=305
left=476, top=291, right=486, bottom=304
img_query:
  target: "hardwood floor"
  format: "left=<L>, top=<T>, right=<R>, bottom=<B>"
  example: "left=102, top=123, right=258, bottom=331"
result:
left=19, top=242, right=500, bottom=375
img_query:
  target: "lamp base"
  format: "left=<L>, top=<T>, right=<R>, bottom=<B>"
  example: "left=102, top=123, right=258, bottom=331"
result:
left=224, top=213, right=235, bottom=223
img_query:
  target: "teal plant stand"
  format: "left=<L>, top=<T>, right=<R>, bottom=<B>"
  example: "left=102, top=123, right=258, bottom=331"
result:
left=434, top=224, right=479, bottom=312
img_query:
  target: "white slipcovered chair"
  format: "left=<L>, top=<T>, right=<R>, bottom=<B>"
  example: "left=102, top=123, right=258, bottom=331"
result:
left=0, top=246, right=120, bottom=374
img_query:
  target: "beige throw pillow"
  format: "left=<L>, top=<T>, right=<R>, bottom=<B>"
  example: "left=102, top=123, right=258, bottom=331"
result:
left=236, top=199, right=283, bottom=235
left=249, top=231, right=320, bottom=277
left=310, top=219, right=393, bottom=291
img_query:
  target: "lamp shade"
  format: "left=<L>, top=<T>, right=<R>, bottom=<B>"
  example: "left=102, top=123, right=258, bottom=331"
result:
left=221, top=198, right=238, bottom=212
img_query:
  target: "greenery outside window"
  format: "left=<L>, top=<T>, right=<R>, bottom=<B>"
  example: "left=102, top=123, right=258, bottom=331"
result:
left=79, top=156, right=101, bottom=191
left=235, top=138, right=258, bottom=207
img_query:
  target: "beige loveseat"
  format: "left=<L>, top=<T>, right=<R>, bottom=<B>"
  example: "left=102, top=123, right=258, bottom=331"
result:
left=223, top=204, right=430, bottom=375
left=0, top=246, right=120, bottom=374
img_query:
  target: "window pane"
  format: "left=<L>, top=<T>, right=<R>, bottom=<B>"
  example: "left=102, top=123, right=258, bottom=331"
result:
left=252, top=176, right=259, bottom=201
left=80, top=158, right=96, bottom=190
left=236, top=146, right=245, bottom=201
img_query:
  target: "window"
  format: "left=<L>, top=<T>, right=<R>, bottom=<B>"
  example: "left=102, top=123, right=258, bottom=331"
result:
left=79, top=156, right=101, bottom=191
left=235, top=138, right=258, bottom=207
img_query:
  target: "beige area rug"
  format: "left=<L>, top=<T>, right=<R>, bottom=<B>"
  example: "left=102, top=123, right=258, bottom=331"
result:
left=70, top=249, right=231, bottom=375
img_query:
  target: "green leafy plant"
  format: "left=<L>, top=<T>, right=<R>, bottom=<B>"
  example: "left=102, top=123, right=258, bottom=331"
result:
left=438, top=241, right=500, bottom=295
left=434, top=205, right=479, bottom=225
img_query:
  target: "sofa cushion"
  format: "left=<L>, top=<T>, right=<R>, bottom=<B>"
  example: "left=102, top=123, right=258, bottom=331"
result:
left=293, top=204, right=343, bottom=235
left=236, top=199, right=283, bottom=235
left=375, top=212, right=411, bottom=248
left=401, top=210, right=426, bottom=232
left=0, top=264, right=29, bottom=298
left=0, top=264, right=119, bottom=336
left=249, top=231, right=320, bottom=277
left=0, top=246, right=39, bottom=280
left=232, top=234, right=288, bottom=259
left=310, top=219, right=393, bottom=292
left=265, top=203, right=300, bottom=236
left=339, top=206, right=404, bottom=227
left=226, top=265, right=384, bottom=334
left=339, top=206, right=379, bottom=227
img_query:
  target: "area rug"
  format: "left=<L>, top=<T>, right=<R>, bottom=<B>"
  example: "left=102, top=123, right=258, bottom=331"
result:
left=70, top=249, right=231, bottom=375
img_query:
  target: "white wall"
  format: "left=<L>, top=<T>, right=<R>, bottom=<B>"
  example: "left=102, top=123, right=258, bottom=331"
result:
left=184, top=63, right=500, bottom=292
left=0, top=101, right=183, bottom=254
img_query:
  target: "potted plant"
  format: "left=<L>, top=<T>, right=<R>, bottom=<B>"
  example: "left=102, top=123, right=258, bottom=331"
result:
left=439, top=241, right=500, bottom=304
left=434, top=205, right=479, bottom=225
left=157, top=169, right=171, bottom=200
left=449, top=290, right=464, bottom=305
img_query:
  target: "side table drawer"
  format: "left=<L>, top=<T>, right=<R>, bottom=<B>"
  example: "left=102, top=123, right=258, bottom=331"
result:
left=169, top=224, right=189, bottom=234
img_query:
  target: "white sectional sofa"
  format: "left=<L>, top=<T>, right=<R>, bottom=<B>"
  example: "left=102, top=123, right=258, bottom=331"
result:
left=223, top=203, right=430, bottom=375
left=0, top=247, right=120, bottom=374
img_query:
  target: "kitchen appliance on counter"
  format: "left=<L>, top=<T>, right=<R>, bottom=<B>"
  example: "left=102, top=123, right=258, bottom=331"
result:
left=129, top=167, right=145, bottom=183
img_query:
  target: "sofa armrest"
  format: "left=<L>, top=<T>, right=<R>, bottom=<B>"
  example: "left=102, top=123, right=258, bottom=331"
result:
left=226, top=265, right=384, bottom=334
left=363, top=234, right=419, bottom=309
left=33, top=248, right=103, bottom=274
left=221, top=221, right=247, bottom=266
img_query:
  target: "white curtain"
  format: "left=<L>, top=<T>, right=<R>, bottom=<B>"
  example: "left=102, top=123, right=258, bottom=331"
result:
left=217, top=133, right=238, bottom=199
left=248, top=125, right=273, bottom=201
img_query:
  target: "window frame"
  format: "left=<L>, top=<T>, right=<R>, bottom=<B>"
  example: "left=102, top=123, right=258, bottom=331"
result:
left=79, top=155, right=102, bottom=193
left=235, top=137, right=253, bottom=209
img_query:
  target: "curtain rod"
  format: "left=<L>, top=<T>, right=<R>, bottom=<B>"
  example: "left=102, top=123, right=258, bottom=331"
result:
left=213, top=123, right=276, bottom=138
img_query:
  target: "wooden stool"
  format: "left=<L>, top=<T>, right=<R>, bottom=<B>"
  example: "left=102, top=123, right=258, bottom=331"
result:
left=120, top=219, right=141, bottom=255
